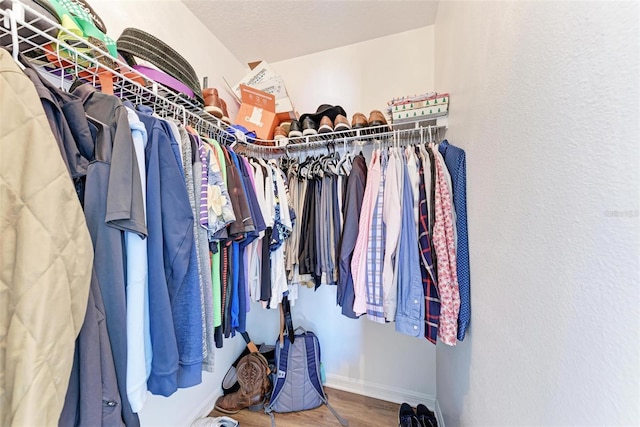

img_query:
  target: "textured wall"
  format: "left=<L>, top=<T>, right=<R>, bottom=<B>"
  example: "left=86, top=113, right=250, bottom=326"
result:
left=433, top=2, right=640, bottom=426
left=272, top=26, right=435, bottom=119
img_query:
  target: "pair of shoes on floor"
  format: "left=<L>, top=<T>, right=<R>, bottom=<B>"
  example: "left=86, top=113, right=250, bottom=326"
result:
left=399, top=402, right=437, bottom=427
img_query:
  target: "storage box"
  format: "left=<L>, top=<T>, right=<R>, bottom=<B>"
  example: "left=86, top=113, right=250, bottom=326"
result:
left=392, top=103, right=449, bottom=121
left=232, top=61, right=279, bottom=99
left=276, top=96, right=297, bottom=122
left=235, top=84, right=278, bottom=140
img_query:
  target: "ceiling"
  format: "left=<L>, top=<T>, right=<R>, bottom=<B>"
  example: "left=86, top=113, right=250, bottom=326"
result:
left=182, top=1, right=440, bottom=64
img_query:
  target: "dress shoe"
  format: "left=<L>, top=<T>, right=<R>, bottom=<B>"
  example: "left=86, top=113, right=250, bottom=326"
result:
left=220, top=98, right=231, bottom=124
left=398, top=403, right=420, bottom=427
left=318, top=116, right=334, bottom=134
left=351, top=112, right=368, bottom=129
left=202, top=88, right=223, bottom=119
left=416, top=404, right=437, bottom=427
left=368, top=109, right=389, bottom=128
left=302, top=116, right=317, bottom=136
left=215, top=353, right=270, bottom=414
left=289, top=119, right=303, bottom=138
left=334, top=114, right=351, bottom=132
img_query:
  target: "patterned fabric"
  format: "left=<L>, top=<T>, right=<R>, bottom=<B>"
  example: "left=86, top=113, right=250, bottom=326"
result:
left=197, top=141, right=208, bottom=228
left=439, top=141, right=471, bottom=341
left=203, top=142, right=235, bottom=236
left=430, top=146, right=460, bottom=346
left=351, top=152, right=381, bottom=316
left=417, top=150, right=440, bottom=344
left=366, top=150, right=387, bottom=323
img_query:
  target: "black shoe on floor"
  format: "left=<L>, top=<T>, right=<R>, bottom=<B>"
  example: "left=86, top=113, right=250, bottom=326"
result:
left=399, top=402, right=420, bottom=427
left=416, top=403, right=437, bottom=427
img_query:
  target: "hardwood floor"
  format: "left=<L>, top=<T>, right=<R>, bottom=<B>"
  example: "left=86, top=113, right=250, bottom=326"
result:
left=206, top=387, right=401, bottom=427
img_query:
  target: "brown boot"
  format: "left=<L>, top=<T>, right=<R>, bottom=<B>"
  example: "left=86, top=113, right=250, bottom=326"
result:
left=215, top=352, right=270, bottom=414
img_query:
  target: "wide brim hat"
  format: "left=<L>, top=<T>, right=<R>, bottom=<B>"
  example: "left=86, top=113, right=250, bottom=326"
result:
left=299, top=104, right=347, bottom=127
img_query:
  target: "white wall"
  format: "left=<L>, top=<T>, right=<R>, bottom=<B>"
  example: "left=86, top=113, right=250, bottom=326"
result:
left=433, top=2, right=640, bottom=426
left=257, top=26, right=439, bottom=405
left=87, top=2, right=249, bottom=425
left=272, top=26, right=435, bottom=119
left=91, top=0, right=245, bottom=118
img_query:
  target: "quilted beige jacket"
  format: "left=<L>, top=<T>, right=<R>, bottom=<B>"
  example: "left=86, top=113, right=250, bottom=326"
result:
left=0, top=49, right=93, bottom=426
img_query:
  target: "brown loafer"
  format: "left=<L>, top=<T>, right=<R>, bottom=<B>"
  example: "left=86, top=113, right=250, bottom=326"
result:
left=351, top=112, right=368, bottom=129
left=368, top=109, right=389, bottom=131
left=334, top=114, right=351, bottom=132
left=318, top=116, right=334, bottom=133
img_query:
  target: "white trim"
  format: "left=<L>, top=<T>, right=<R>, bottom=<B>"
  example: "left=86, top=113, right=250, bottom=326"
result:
left=191, top=391, right=221, bottom=425
left=325, top=373, right=436, bottom=408
left=435, top=399, right=445, bottom=427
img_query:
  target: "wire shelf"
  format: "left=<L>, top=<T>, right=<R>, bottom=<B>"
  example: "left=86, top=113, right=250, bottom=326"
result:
left=0, top=0, right=447, bottom=155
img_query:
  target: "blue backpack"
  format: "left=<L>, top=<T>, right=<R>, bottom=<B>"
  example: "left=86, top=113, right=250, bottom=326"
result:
left=265, top=329, right=348, bottom=426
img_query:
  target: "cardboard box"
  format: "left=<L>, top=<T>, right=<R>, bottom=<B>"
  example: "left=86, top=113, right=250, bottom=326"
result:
left=235, top=84, right=278, bottom=140
left=276, top=96, right=297, bottom=122
left=232, top=61, right=279, bottom=99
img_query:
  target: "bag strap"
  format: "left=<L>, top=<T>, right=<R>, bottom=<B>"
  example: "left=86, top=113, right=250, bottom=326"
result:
left=325, top=401, right=349, bottom=426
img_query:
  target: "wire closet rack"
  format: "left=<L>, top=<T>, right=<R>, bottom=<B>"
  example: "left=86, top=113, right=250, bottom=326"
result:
left=0, top=0, right=448, bottom=156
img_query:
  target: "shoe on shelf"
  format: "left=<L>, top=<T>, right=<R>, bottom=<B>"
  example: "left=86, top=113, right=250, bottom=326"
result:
left=202, top=88, right=223, bottom=119
left=398, top=403, right=420, bottom=427
left=334, top=114, right=351, bottom=132
left=280, top=121, right=291, bottom=135
left=318, top=116, right=334, bottom=134
left=351, top=112, right=368, bottom=129
left=416, top=404, right=437, bottom=427
left=220, top=98, right=231, bottom=124
left=274, top=126, right=288, bottom=140
left=289, top=119, right=303, bottom=138
left=368, top=109, right=389, bottom=129
left=302, top=116, right=318, bottom=136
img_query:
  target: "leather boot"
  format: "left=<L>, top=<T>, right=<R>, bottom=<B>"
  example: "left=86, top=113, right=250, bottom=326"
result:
left=215, top=352, right=270, bottom=414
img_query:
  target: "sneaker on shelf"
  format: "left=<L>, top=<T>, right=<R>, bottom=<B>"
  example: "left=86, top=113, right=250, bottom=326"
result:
left=202, top=88, right=223, bottom=119
left=289, top=119, right=303, bottom=138
left=302, top=116, right=318, bottom=136
left=351, top=112, right=369, bottom=129
left=318, top=116, right=334, bottom=134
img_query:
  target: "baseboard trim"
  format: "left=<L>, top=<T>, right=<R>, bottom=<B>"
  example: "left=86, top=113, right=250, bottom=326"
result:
left=325, top=373, right=436, bottom=409
left=435, top=399, right=445, bottom=427
left=191, top=391, right=221, bottom=425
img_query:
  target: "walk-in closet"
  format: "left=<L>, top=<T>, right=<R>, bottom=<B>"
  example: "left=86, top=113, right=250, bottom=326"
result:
left=1, top=1, right=638, bottom=426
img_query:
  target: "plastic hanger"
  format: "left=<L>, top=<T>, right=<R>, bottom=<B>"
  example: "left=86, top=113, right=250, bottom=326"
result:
left=6, top=7, right=26, bottom=70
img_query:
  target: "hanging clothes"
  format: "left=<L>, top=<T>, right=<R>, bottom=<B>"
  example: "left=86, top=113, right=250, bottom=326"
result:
left=72, top=84, right=147, bottom=427
left=0, top=49, right=93, bottom=427
left=337, top=154, right=368, bottom=318
left=438, top=140, right=471, bottom=341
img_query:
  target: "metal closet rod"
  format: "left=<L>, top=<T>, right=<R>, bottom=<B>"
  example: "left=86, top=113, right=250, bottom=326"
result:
left=234, top=123, right=448, bottom=158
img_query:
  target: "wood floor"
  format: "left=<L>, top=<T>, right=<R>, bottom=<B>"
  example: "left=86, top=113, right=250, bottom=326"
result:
left=207, top=387, right=401, bottom=427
